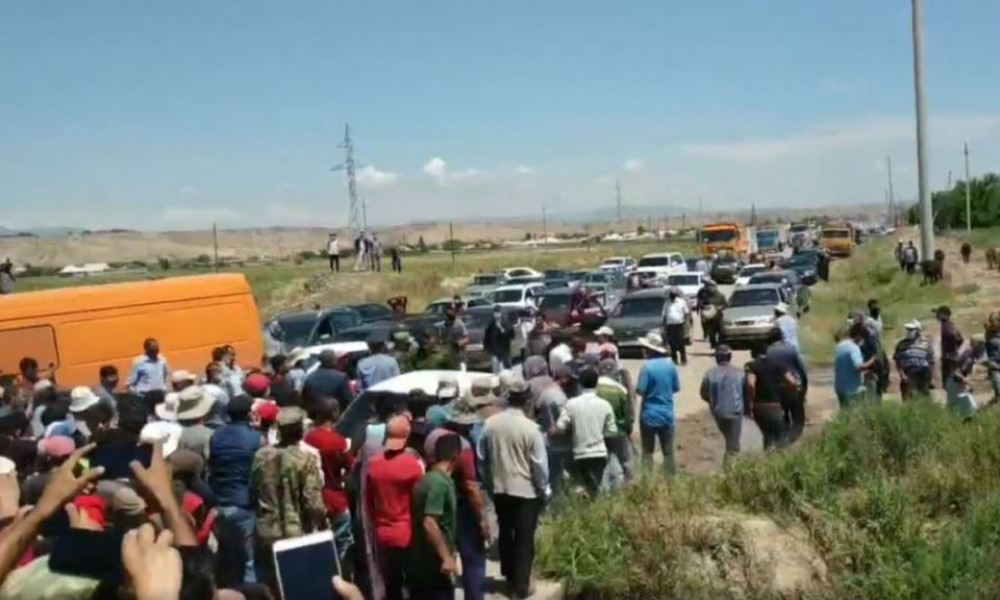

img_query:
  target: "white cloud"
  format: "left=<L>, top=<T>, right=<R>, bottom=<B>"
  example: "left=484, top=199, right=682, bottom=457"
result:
left=515, top=165, right=535, bottom=175
left=422, top=157, right=486, bottom=184
left=622, top=158, right=646, bottom=172
left=356, top=165, right=399, bottom=189
left=680, top=114, right=1000, bottom=164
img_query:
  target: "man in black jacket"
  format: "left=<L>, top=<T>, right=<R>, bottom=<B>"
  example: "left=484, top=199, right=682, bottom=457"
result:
left=484, top=305, right=515, bottom=373
left=302, top=350, right=354, bottom=412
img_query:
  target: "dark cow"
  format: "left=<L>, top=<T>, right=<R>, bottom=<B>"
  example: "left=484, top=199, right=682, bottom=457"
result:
left=922, top=249, right=945, bottom=285
left=961, top=242, right=972, bottom=264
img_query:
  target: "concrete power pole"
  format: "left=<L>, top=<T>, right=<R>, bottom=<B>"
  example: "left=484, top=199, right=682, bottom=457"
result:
left=615, top=178, right=622, bottom=223
left=886, top=156, right=895, bottom=226
left=965, top=142, right=972, bottom=231
left=911, top=0, right=934, bottom=259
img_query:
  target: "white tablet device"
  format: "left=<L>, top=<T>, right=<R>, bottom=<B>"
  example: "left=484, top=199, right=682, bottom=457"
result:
left=272, top=530, right=340, bottom=600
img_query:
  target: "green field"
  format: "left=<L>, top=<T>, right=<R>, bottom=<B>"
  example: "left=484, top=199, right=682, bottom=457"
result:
left=13, top=240, right=697, bottom=318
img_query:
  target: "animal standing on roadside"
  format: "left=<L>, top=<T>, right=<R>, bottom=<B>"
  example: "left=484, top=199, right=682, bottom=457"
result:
left=988, top=247, right=999, bottom=270
left=922, top=249, right=946, bottom=285
left=961, top=242, right=972, bottom=264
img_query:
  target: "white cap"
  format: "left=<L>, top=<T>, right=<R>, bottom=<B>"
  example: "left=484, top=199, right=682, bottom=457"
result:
left=594, top=325, right=615, bottom=338
left=69, top=386, right=101, bottom=414
left=904, top=319, right=923, bottom=330
left=170, top=370, right=197, bottom=385
left=774, top=302, right=789, bottom=315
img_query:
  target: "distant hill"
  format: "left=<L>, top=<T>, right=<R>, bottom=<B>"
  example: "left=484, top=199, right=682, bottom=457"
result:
left=0, top=225, right=82, bottom=239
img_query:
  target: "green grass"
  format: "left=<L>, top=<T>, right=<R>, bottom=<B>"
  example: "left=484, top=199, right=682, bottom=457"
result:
left=13, top=240, right=697, bottom=318
left=954, top=227, right=1000, bottom=250
left=800, top=239, right=954, bottom=366
left=538, top=403, right=1000, bottom=599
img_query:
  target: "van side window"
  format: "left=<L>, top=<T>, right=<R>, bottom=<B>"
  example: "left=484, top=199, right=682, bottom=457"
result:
left=0, top=326, right=59, bottom=383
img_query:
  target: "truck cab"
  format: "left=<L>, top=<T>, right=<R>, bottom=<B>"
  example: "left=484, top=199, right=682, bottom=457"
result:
left=820, top=223, right=855, bottom=257
left=700, top=223, right=757, bottom=261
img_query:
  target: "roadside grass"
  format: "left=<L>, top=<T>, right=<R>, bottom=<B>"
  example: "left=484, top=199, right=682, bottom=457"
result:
left=538, top=402, right=1000, bottom=600
left=800, top=239, right=953, bottom=366
left=954, top=226, right=1000, bottom=250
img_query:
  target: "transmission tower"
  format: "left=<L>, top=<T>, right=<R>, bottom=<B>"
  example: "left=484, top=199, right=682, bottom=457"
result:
left=332, top=123, right=363, bottom=239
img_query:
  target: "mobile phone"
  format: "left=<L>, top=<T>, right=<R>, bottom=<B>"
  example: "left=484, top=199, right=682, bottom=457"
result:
left=49, top=528, right=124, bottom=581
left=88, top=442, right=153, bottom=480
left=273, top=531, right=339, bottom=600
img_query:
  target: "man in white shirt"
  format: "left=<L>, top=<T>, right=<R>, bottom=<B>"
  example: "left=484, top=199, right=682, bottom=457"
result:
left=327, top=233, right=340, bottom=273
left=554, top=367, right=617, bottom=498
left=548, top=334, right=573, bottom=373
left=663, top=288, right=690, bottom=366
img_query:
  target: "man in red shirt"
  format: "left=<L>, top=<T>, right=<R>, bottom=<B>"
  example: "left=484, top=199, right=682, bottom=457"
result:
left=303, top=398, right=354, bottom=565
left=365, top=414, right=425, bottom=600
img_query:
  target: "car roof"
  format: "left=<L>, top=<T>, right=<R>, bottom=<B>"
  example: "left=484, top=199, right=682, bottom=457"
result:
left=538, top=287, right=574, bottom=295
left=494, top=282, right=540, bottom=290
left=622, top=288, right=670, bottom=299
left=641, top=252, right=681, bottom=258
left=733, top=283, right=783, bottom=292
left=368, top=370, right=495, bottom=395
left=749, top=271, right=794, bottom=280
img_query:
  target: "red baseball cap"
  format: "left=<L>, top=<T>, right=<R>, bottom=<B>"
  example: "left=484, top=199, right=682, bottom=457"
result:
left=255, top=400, right=279, bottom=423
left=244, top=373, right=271, bottom=397
left=384, top=415, right=411, bottom=451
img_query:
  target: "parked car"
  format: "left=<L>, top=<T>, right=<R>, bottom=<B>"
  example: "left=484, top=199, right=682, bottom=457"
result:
left=720, top=283, right=785, bottom=350
left=464, top=273, right=505, bottom=297
left=747, top=270, right=810, bottom=315
left=580, top=270, right=626, bottom=307
left=665, top=272, right=704, bottom=310
left=262, top=307, right=363, bottom=357
left=710, top=254, right=742, bottom=284
left=632, top=252, right=687, bottom=282
left=604, top=288, right=670, bottom=358
left=543, top=269, right=572, bottom=289
left=599, top=256, right=636, bottom=274
left=489, top=282, right=546, bottom=309
left=500, top=267, right=544, bottom=283
left=785, top=252, right=820, bottom=286
left=462, top=306, right=529, bottom=371
left=734, top=263, right=769, bottom=287
left=345, top=302, right=398, bottom=323
left=534, top=287, right=609, bottom=329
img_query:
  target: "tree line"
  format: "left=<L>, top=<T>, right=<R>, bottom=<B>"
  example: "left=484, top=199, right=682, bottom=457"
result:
left=908, top=172, right=1000, bottom=229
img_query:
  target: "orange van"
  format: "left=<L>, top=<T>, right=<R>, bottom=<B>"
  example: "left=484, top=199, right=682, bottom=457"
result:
left=0, top=274, right=263, bottom=390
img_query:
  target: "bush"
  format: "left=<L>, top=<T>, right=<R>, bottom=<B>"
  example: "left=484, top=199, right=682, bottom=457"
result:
left=157, top=257, right=171, bottom=271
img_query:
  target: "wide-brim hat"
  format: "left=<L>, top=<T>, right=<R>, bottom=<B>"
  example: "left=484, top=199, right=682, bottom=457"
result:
left=904, top=319, right=923, bottom=330
left=637, top=330, right=668, bottom=355
left=448, top=396, right=484, bottom=425
left=156, top=386, right=215, bottom=422
left=69, top=386, right=101, bottom=414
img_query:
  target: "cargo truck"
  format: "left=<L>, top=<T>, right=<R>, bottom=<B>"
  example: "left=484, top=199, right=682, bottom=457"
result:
left=820, top=222, right=855, bottom=257
left=699, top=223, right=757, bottom=261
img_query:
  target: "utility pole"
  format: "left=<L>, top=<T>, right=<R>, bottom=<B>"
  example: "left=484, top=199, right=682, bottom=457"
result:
left=615, top=179, right=622, bottom=223
left=542, top=205, right=548, bottom=252
left=449, top=222, right=456, bottom=268
left=886, top=156, right=895, bottom=226
left=911, top=0, right=934, bottom=259
left=965, top=142, right=972, bottom=231
left=947, top=170, right=952, bottom=190
left=212, top=222, right=219, bottom=272
left=332, top=123, right=362, bottom=240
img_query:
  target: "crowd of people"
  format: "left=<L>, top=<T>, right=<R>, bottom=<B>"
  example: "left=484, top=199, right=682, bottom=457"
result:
left=327, top=233, right=403, bottom=275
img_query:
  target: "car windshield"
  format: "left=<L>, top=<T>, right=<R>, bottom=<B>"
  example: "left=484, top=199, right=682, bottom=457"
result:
left=472, top=275, right=500, bottom=285
left=789, top=254, right=817, bottom=267
left=544, top=270, right=566, bottom=278
left=492, top=289, right=524, bottom=303
left=667, top=274, right=700, bottom=287
left=272, top=315, right=317, bottom=346
left=701, top=229, right=737, bottom=243
left=739, top=266, right=767, bottom=277
left=507, top=269, right=532, bottom=278
left=749, top=274, right=787, bottom=286
left=613, top=297, right=665, bottom=317
left=353, top=305, right=388, bottom=320
left=729, top=289, right=781, bottom=307
left=638, top=256, right=670, bottom=267
left=601, top=259, right=624, bottom=266
left=426, top=302, right=450, bottom=315
left=584, top=272, right=608, bottom=283
left=333, top=328, right=374, bottom=342
left=538, top=293, right=571, bottom=310
left=822, top=230, right=850, bottom=239
left=790, top=224, right=810, bottom=232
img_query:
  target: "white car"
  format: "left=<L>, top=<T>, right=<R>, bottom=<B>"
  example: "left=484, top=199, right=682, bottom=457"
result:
left=666, top=272, right=704, bottom=309
left=734, top=263, right=769, bottom=287
left=632, top=252, right=687, bottom=282
left=599, top=256, right=636, bottom=273
left=489, top=282, right=546, bottom=309
left=500, top=267, right=543, bottom=283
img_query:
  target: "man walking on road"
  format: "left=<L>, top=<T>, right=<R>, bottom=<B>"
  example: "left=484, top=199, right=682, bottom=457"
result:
left=697, top=279, right=728, bottom=349
left=327, top=233, right=340, bottom=273
left=765, top=326, right=809, bottom=444
left=636, top=332, right=680, bottom=475
left=477, top=380, right=548, bottom=600
left=774, top=302, right=800, bottom=352
left=555, top=367, right=617, bottom=498
left=936, top=305, right=964, bottom=387
left=894, top=320, right=935, bottom=400
left=699, top=345, right=744, bottom=465
left=663, top=288, right=689, bottom=366
left=745, top=347, right=794, bottom=450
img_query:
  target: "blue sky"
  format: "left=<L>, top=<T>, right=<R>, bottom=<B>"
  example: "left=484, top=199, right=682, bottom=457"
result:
left=2, top=0, right=999, bottom=230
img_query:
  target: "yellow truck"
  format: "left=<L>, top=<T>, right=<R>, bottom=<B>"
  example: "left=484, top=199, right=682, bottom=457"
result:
left=820, top=222, right=855, bottom=257
left=699, top=223, right=757, bottom=260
